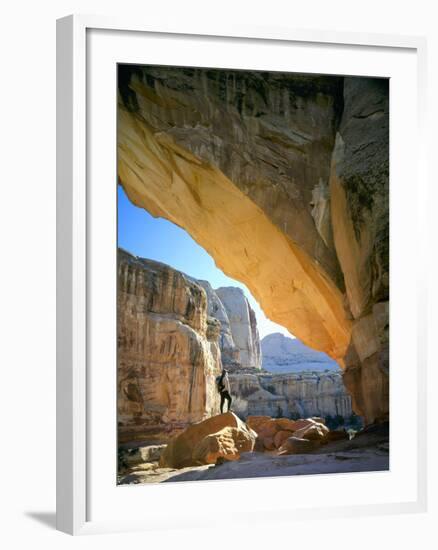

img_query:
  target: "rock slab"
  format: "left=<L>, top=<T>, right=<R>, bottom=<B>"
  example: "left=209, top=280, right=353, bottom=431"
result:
left=159, top=412, right=256, bottom=468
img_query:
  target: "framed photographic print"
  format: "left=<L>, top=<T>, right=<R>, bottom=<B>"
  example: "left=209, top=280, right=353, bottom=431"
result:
left=57, top=15, right=427, bottom=535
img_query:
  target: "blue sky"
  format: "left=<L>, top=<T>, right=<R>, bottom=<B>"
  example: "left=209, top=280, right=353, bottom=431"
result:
left=118, top=185, right=293, bottom=339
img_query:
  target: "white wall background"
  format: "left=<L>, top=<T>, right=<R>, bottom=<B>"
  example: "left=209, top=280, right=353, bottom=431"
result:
left=0, top=0, right=436, bottom=548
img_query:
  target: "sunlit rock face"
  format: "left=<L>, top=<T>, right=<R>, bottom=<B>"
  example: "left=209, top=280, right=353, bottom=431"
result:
left=194, top=280, right=241, bottom=369
left=117, top=249, right=221, bottom=444
left=193, top=281, right=261, bottom=370
left=229, top=372, right=352, bottom=419
left=117, top=68, right=349, bottom=360
left=215, top=287, right=261, bottom=370
left=117, top=67, right=389, bottom=424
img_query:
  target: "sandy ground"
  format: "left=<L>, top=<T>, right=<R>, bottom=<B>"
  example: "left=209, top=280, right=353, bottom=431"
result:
left=118, top=446, right=389, bottom=485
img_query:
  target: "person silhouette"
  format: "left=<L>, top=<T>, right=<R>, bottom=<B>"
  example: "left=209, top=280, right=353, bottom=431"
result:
left=217, top=368, right=232, bottom=413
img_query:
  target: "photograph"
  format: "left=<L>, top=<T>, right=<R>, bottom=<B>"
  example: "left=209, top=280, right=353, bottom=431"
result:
left=1, top=0, right=433, bottom=543
left=116, top=65, right=389, bottom=485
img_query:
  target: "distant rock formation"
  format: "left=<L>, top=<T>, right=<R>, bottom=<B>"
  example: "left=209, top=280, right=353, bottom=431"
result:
left=229, top=371, right=352, bottom=420
left=261, top=332, right=339, bottom=374
left=117, top=249, right=222, bottom=444
left=215, top=286, right=261, bottom=370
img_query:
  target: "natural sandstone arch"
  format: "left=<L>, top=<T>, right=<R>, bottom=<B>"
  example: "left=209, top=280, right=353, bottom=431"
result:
left=117, top=67, right=389, bottom=424
left=118, top=106, right=351, bottom=363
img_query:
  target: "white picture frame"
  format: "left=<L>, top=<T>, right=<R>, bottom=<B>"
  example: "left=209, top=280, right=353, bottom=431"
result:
left=56, top=14, right=428, bottom=535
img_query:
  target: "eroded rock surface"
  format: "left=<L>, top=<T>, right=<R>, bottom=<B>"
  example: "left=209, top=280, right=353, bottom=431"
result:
left=118, top=69, right=350, bottom=365
left=229, top=371, right=352, bottom=420
left=329, top=78, right=389, bottom=423
left=118, top=249, right=221, bottom=443
left=215, top=287, right=261, bottom=369
left=195, top=280, right=241, bottom=369
left=247, top=415, right=330, bottom=452
left=159, top=412, right=256, bottom=468
left=117, top=67, right=389, bottom=424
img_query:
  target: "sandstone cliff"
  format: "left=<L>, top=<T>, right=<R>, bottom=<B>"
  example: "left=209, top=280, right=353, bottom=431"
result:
left=229, top=371, right=352, bottom=420
left=215, top=286, right=261, bottom=370
left=117, top=68, right=389, bottom=424
left=193, top=280, right=241, bottom=369
left=117, top=249, right=221, bottom=443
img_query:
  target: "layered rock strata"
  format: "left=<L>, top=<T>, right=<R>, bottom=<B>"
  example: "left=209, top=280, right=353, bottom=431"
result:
left=229, top=371, right=352, bottom=420
left=117, top=249, right=221, bottom=443
left=117, top=67, right=389, bottom=423
left=159, top=412, right=256, bottom=468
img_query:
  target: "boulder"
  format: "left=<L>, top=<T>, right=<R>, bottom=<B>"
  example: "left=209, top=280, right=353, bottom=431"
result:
left=274, top=418, right=298, bottom=432
left=257, top=419, right=281, bottom=438
left=292, top=422, right=329, bottom=442
left=254, top=437, right=266, bottom=452
left=120, top=444, right=166, bottom=467
left=192, top=426, right=256, bottom=465
left=260, top=436, right=276, bottom=451
left=248, top=416, right=331, bottom=451
left=247, top=416, right=272, bottom=433
left=274, top=430, right=295, bottom=449
left=249, top=417, right=297, bottom=437
left=279, top=436, right=320, bottom=455
left=291, top=418, right=317, bottom=432
left=311, top=417, right=327, bottom=425
left=159, top=412, right=256, bottom=468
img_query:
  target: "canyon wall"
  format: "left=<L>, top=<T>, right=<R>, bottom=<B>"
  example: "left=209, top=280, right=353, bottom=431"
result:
left=117, top=67, right=389, bottom=424
left=117, top=249, right=221, bottom=443
left=329, top=78, right=389, bottom=423
left=229, top=372, right=352, bottom=420
left=118, top=248, right=355, bottom=444
left=118, top=249, right=262, bottom=443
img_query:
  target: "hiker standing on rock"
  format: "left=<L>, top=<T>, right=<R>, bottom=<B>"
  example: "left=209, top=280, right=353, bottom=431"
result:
left=217, top=368, right=232, bottom=414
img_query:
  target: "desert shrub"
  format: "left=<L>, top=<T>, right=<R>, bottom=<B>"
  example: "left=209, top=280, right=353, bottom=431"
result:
left=346, top=412, right=363, bottom=430
left=325, top=414, right=345, bottom=430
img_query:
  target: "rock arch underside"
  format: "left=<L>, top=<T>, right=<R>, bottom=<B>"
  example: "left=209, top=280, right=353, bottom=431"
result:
left=117, top=66, right=389, bottom=425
